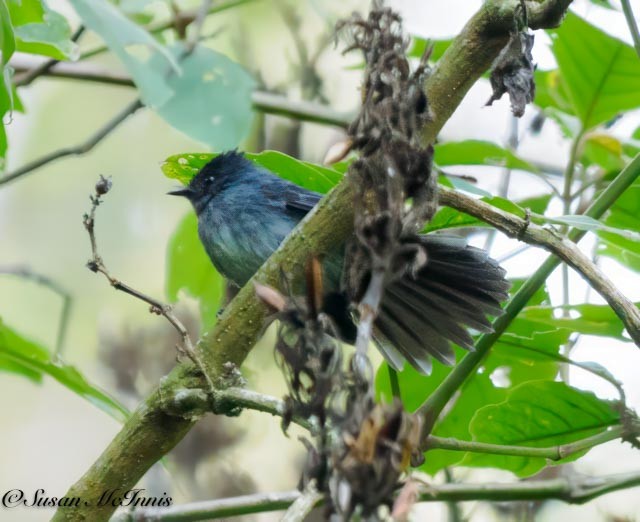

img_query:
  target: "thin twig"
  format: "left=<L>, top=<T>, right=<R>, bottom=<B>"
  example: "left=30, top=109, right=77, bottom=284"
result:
left=621, top=0, right=640, bottom=58
left=0, top=265, right=72, bottom=356
left=112, top=470, right=640, bottom=521
left=0, top=99, right=143, bottom=187
left=82, top=177, right=216, bottom=397
left=186, top=0, right=214, bottom=53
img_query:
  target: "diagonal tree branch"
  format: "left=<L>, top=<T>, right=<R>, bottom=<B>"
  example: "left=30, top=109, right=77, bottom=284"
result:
left=52, top=2, right=578, bottom=520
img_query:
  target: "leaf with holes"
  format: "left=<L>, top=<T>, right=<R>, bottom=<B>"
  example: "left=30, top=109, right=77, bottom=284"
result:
left=163, top=150, right=342, bottom=194
left=151, top=43, right=255, bottom=150
left=68, top=0, right=178, bottom=107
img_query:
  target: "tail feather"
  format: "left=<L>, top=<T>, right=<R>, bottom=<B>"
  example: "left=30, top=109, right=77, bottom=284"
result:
left=381, top=295, right=456, bottom=366
left=374, top=234, right=510, bottom=374
left=386, top=287, right=475, bottom=350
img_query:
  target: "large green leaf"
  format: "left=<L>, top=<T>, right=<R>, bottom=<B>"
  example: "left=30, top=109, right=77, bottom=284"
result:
left=0, top=0, right=14, bottom=164
left=166, top=212, right=225, bottom=331
left=1, top=0, right=16, bottom=64
left=487, top=317, right=570, bottom=386
left=13, top=4, right=77, bottom=60
left=163, top=150, right=343, bottom=193
left=152, top=43, right=255, bottom=150
left=597, top=178, right=640, bottom=271
left=0, top=319, right=128, bottom=422
left=520, top=303, right=632, bottom=342
left=68, top=0, right=178, bottom=107
left=434, top=140, right=539, bottom=173
left=464, top=381, right=619, bottom=476
left=6, top=0, right=44, bottom=26
left=551, top=13, right=640, bottom=130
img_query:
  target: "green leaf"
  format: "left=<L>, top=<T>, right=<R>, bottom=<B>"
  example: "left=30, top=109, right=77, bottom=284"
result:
left=464, top=381, right=619, bottom=476
left=582, top=132, right=625, bottom=172
left=1, top=0, right=16, bottom=64
left=487, top=317, right=571, bottom=385
left=68, top=0, right=178, bottom=107
left=520, top=303, right=631, bottom=341
left=166, top=212, right=225, bottom=331
left=551, top=13, right=640, bottom=129
left=408, top=37, right=452, bottom=62
left=541, top=214, right=640, bottom=242
left=151, top=43, right=255, bottom=149
left=13, top=5, right=78, bottom=60
left=6, top=0, right=44, bottom=26
left=0, top=319, right=128, bottom=422
left=597, top=178, right=640, bottom=271
left=422, top=374, right=508, bottom=475
left=163, top=150, right=343, bottom=193
left=0, top=0, right=14, bottom=165
left=533, top=69, right=573, bottom=114
left=435, top=140, right=539, bottom=173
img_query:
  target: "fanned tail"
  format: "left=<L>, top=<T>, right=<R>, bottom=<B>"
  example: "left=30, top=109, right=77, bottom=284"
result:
left=374, top=235, right=510, bottom=374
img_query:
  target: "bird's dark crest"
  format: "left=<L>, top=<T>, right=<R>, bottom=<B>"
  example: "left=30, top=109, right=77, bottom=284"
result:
left=188, top=149, right=252, bottom=194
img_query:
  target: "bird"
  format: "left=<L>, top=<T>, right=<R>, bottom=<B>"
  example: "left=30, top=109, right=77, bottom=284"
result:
left=169, top=150, right=510, bottom=374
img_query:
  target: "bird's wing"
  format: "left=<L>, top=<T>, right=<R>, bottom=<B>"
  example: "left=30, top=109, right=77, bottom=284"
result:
left=283, top=187, right=323, bottom=213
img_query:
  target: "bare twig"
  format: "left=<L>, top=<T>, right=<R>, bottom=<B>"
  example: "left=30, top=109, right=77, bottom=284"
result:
left=185, top=0, right=214, bottom=52
left=0, top=99, right=143, bottom=187
left=621, top=0, right=640, bottom=58
left=0, top=265, right=72, bottom=355
left=112, top=470, right=640, bottom=520
left=82, top=177, right=215, bottom=397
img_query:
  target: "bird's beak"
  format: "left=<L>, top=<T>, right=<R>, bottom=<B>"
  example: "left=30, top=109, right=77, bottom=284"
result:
left=167, top=187, right=194, bottom=198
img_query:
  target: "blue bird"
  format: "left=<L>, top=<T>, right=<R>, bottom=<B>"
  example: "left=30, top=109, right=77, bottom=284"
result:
left=169, top=150, right=510, bottom=374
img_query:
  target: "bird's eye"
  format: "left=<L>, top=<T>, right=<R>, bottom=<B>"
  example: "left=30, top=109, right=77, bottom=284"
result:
left=207, top=176, right=215, bottom=184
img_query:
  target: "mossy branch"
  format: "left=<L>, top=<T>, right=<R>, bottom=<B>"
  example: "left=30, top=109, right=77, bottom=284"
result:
left=53, top=2, right=576, bottom=520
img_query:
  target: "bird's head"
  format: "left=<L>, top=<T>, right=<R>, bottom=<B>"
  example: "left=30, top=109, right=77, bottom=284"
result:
left=168, top=150, right=251, bottom=212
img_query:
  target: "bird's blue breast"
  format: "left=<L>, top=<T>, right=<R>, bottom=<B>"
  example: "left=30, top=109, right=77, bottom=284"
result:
left=197, top=182, right=298, bottom=287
